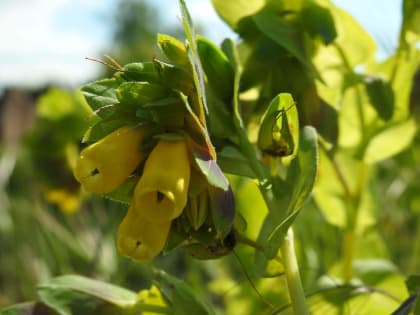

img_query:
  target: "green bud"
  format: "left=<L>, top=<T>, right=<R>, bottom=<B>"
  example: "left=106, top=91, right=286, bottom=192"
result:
left=185, top=191, right=209, bottom=230
left=257, top=93, right=299, bottom=157
left=196, top=35, right=234, bottom=100
left=118, top=62, right=160, bottom=82
left=157, top=33, right=189, bottom=65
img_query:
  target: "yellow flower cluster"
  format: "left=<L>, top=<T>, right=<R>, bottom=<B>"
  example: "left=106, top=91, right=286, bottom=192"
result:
left=74, top=126, right=191, bottom=262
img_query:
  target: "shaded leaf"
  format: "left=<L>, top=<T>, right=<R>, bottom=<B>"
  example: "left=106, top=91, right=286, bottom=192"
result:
left=364, top=76, right=394, bottom=121
left=154, top=270, right=214, bottom=315
left=1, top=302, right=58, bottom=315
left=37, top=275, right=137, bottom=315
left=81, top=79, right=119, bottom=111
left=301, top=3, right=337, bottom=44
left=253, top=9, right=318, bottom=77
left=208, top=186, right=235, bottom=238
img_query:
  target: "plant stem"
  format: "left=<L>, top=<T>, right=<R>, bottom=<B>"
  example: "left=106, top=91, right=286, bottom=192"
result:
left=280, top=228, right=310, bottom=315
left=342, top=229, right=356, bottom=283
left=234, top=104, right=309, bottom=315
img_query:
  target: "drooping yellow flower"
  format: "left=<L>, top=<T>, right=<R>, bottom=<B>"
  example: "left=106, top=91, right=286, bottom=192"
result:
left=74, top=126, right=146, bottom=194
left=134, top=140, right=190, bottom=222
left=117, top=202, right=171, bottom=262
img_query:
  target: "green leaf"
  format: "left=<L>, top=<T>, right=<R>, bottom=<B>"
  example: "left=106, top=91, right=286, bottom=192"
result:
left=364, top=76, right=394, bottom=121
left=406, top=274, right=420, bottom=294
left=196, top=36, right=234, bottom=100
left=104, top=176, right=139, bottom=204
left=157, top=33, right=189, bottom=64
left=154, top=270, right=214, bottom=315
left=211, top=0, right=265, bottom=31
left=81, top=79, right=119, bottom=111
left=331, top=7, right=376, bottom=67
left=402, top=0, right=420, bottom=44
left=37, top=275, right=137, bottom=315
left=301, top=3, right=337, bottom=44
left=189, top=141, right=229, bottom=191
left=217, top=146, right=255, bottom=178
left=115, top=82, right=169, bottom=106
left=1, top=302, right=58, bottom=315
left=363, top=118, right=417, bottom=163
left=253, top=9, right=318, bottom=77
left=118, top=62, right=159, bottom=83
left=208, top=186, right=235, bottom=238
left=179, top=0, right=208, bottom=118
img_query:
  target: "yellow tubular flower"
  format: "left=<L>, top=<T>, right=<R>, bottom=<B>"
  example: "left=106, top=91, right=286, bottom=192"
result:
left=74, top=126, right=146, bottom=194
left=117, top=202, right=171, bottom=262
left=134, top=140, right=190, bottom=222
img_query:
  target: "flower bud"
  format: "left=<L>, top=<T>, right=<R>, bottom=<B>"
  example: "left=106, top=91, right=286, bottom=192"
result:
left=185, top=191, right=209, bottom=230
left=117, top=202, right=171, bottom=262
left=134, top=140, right=190, bottom=222
left=74, top=126, right=146, bottom=194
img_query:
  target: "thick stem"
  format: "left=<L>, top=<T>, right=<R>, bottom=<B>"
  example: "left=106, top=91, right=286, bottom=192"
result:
left=280, top=228, right=310, bottom=315
left=342, top=230, right=356, bottom=283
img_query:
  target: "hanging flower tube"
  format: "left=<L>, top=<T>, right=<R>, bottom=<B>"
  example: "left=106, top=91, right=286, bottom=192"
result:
left=117, top=201, right=172, bottom=262
left=133, top=139, right=191, bottom=222
left=74, top=126, right=146, bottom=194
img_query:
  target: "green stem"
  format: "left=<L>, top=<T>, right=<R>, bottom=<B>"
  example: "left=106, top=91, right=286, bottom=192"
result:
left=280, top=228, right=310, bottom=315
left=233, top=96, right=309, bottom=315
left=342, top=230, right=356, bottom=283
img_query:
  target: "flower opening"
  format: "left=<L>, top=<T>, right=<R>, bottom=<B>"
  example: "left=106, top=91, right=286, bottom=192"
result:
left=134, top=140, right=190, bottom=222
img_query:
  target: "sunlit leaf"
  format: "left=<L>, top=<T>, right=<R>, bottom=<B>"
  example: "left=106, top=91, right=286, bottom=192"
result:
left=363, top=118, right=417, bottom=163
left=211, top=0, right=265, bottom=31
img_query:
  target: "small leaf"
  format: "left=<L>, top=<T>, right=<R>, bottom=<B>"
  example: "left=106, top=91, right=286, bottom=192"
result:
left=104, top=176, right=139, bottom=204
left=37, top=275, right=137, bottom=315
left=81, top=78, right=119, bottom=111
left=154, top=270, right=214, bottom=315
left=179, top=0, right=208, bottom=119
left=196, top=36, right=234, bottom=100
left=217, top=146, right=255, bottom=178
left=301, top=3, right=337, bottom=44
left=364, top=76, right=394, bottom=121
left=208, top=186, right=235, bottom=238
